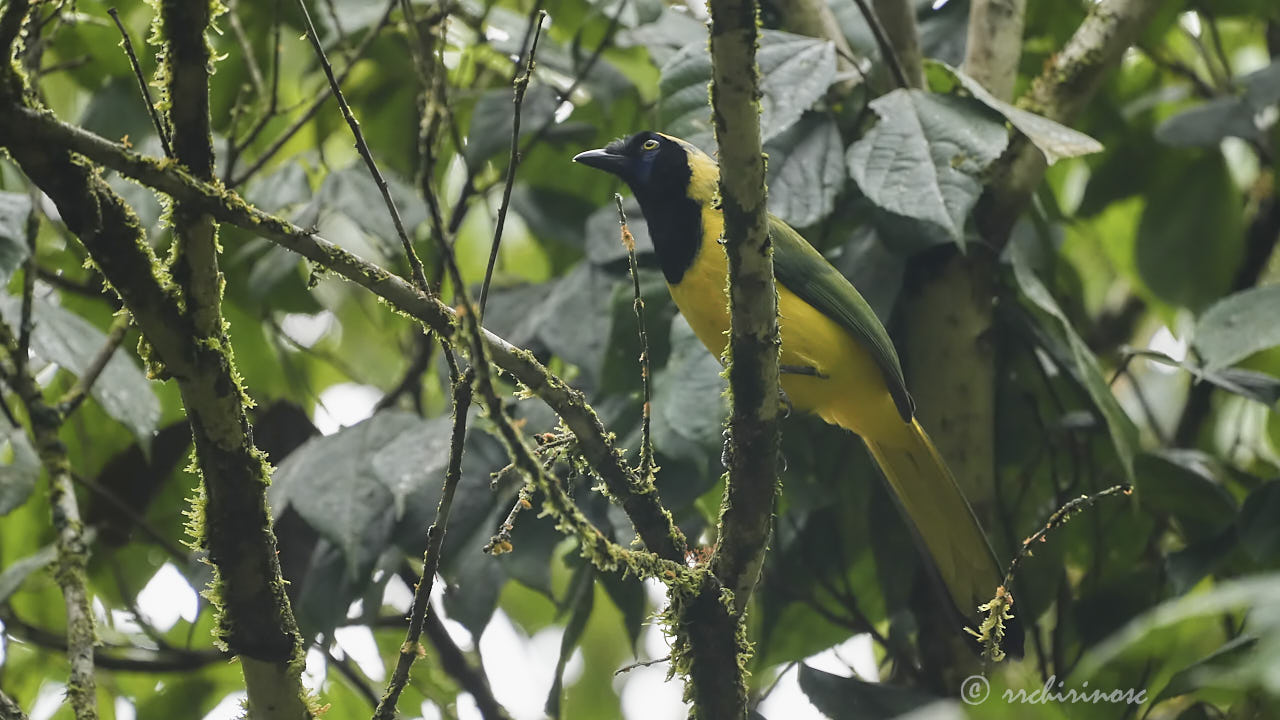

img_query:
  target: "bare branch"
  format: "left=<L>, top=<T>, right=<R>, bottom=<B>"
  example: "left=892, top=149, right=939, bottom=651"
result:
left=57, top=312, right=131, bottom=416
left=106, top=8, right=173, bottom=157
left=963, top=0, right=1026, bottom=101
left=478, top=10, right=546, bottom=317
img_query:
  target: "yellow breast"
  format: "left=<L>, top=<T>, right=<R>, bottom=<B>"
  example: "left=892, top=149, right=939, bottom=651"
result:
left=667, top=208, right=904, bottom=440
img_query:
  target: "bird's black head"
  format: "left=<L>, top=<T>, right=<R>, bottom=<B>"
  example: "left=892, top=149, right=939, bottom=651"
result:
left=572, top=131, right=690, bottom=194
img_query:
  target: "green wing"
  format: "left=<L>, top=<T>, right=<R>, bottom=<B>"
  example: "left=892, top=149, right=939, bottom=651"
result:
left=769, top=216, right=915, bottom=421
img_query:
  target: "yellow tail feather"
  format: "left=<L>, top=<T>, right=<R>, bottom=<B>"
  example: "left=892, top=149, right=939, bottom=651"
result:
left=864, top=419, right=1003, bottom=621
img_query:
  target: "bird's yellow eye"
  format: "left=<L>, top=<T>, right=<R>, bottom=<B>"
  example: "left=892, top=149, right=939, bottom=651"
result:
left=642, top=139, right=660, bottom=151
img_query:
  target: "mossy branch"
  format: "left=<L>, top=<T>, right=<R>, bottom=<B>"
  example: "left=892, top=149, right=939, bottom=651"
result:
left=0, top=102, right=688, bottom=566
left=980, top=0, right=1166, bottom=244
left=0, top=297, right=97, bottom=720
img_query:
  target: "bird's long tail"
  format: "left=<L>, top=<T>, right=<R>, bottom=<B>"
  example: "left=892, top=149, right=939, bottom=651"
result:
left=864, top=419, right=1008, bottom=636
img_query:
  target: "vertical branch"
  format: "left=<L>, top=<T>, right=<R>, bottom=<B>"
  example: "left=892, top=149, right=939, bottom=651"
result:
left=0, top=324, right=96, bottom=720
left=159, top=2, right=312, bottom=716
left=963, top=0, right=1026, bottom=101
left=706, top=0, right=779, bottom=616
left=106, top=8, right=173, bottom=157
left=868, top=0, right=923, bottom=88
left=477, top=10, right=546, bottom=318
left=614, top=195, right=654, bottom=478
left=374, top=369, right=483, bottom=720
left=851, top=0, right=911, bottom=89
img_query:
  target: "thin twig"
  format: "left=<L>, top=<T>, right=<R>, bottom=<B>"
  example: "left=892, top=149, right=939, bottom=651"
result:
left=614, top=655, right=670, bottom=676
left=229, top=0, right=397, bottom=187
left=477, top=9, right=546, bottom=318
left=58, top=312, right=131, bottom=416
left=483, top=482, right=535, bottom=554
left=970, top=483, right=1133, bottom=661
left=15, top=201, right=37, bottom=380
left=295, top=0, right=430, bottom=294
left=374, top=367, right=474, bottom=720
left=226, top=0, right=265, bottom=101
left=106, top=7, right=173, bottom=157
left=849, top=0, right=910, bottom=90
left=614, top=195, right=654, bottom=478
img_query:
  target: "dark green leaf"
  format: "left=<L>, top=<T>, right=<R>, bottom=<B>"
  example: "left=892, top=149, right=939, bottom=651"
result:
left=1156, top=96, right=1262, bottom=147
left=0, top=192, right=31, bottom=285
left=465, top=85, right=561, bottom=170
left=0, top=425, right=39, bottom=517
left=1238, top=481, right=1280, bottom=564
left=0, top=296, right=160, bottom=445
left=1157, top=634, right=1260, bottom=704
left=1136, top=153, right=1243, bottom=312
left=1136, top=450, right=1237, bottom=542
left=546, top=562, right=595, bottom=719
left=246, top=163, right=313, bottom=213
left=1195, top=285, right=1280, bottom=370
left=529, top=263, right=618, bottom=387
left=927, top=61, right=1103, bottom=163
left=651, top=316, right=727, bottom=473
left=1201, top=367, right=1280, bottom=407
left=585, top=197, right=652, bottom=267
left=1010, top=246, right=1138, bottom=479
left=847, top=89, right=1008, bottom=245
left=270, top=410, right=435, bottom=577
left=765, top=113, right=845, bottom=228
left=302, top=167, right=428, bottom=254
left=798, top=665, right=940, bottom=720
left=660, top=30, right=837, bottom=151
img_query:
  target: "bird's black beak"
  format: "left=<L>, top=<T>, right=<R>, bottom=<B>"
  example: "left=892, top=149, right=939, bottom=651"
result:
left=572, top=147, right=628, bottom=176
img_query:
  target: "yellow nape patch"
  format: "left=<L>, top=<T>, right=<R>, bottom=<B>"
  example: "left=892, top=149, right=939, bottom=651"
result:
left=658, top=133, right=720, bottom=204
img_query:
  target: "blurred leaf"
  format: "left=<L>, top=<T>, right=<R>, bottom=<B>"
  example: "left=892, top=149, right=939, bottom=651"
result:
left=547, top=562, right=595, bottom=719
left=528, top=263, right=618, bottom=387
left=1136, top=450, right=1237, bottom=542
left=1136, top=153, right=1242, bottom=312
left=585, top=197, right=652, bottom=267
left=1010, top=247, right=1138, bottom=479
left=270, top=410, right=438, bottom=577
left=1156, top=61, right=1280, bottom=147
left=465, top=85, right=561, bottom=170
left=0, top=296, right=160, bottom=446
left=1166, top=528, right=1238, bottom=595
left=1239, top=481, right=1280, bottom=565
left=246, top=163, right=313, bottom=213
left=0, top=192, right=31, bottom=285
left=765, top=113, right=845, bottom=228
left=0, top=425, right=39, bottom=517
left=1156, top=634, right=1260, bottom=704
left=651, top=315, right=727, bottom=472
left=847, top=89, right=1008, bottom=245
left=1195, top=285, right=1280, bottom=371
left=927, top=61, right=1104, bottom=163
left=660, top=30, right=837, bottom=151
left=0, top=544, right=55, bottom=604
left=798, top=665, right=940, bottom=720
left=1201, top=367, right=1280, bottom=407
left=599, top=569, right=647, bottom=649
left=299, top=166, right=428, bottom=254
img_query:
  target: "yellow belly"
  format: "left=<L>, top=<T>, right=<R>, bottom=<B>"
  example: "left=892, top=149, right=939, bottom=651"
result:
left=668, top=227, right=904, bottom=441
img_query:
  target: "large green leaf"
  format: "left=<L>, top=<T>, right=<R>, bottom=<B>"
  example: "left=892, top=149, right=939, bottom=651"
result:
left=659, top=30, right=837, bottom=151
left=0, top=296, right=160, bottom=445
left=270, top=410, right=446, bottom=576
left=0, top=544, right=56, bottom=604
left=1156, top=60, right=1280, bottom=147
left=1010, top=245, right=1138, bottom=479
left=1194, top=285, right=1280, bottom=371
left=464, top=85, right=561, bottom=170
left=1135, top=153, right=1243, bottom=312
left=798, top=665, right=943, bottom=720
left=926, top=61, right=1104, bottom=164
left=765, top=113, right=845, bottom=228
left=651, top=315, right=727, bottom=473
left=847, top=89, right=1008, bottom=245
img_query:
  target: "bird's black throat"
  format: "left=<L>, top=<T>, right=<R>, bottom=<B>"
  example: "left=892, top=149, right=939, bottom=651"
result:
left=630, top=160, right=702, bottom=286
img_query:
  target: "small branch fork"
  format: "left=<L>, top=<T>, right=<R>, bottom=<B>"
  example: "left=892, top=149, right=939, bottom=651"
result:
left=106, top=7, right=173, bottom=157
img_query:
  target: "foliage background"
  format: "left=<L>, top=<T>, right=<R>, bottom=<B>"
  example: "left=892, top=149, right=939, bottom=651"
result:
left=0, top=0, right=1278, bottom=718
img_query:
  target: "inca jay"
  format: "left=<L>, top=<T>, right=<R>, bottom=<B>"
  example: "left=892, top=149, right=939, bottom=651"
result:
left=575, top=131, right=1017, bottom=647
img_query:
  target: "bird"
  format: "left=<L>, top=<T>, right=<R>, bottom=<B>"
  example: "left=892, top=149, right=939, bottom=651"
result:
left=574, top=130, right=1020, bottom=654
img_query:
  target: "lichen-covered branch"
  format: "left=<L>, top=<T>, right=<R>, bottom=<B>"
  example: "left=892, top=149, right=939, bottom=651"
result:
left=981, top=0, right=1167, bottom=243
left=0, top=688, right=29, bottom=720
left=669, top=0, right=782, bottom=716
left=963, top=0, right=1026, bottom=101
left=0, top=102, right=688, bottom=565
left=154, top=3, right=312, bottom=717
left=0, top=322, right=97, bottom=720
